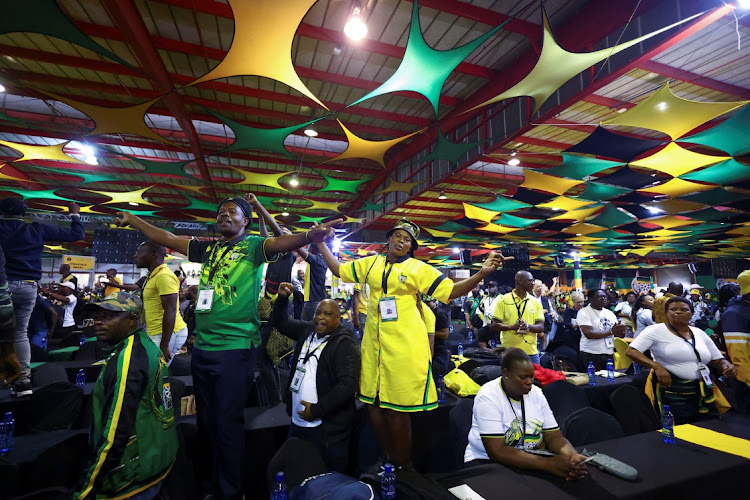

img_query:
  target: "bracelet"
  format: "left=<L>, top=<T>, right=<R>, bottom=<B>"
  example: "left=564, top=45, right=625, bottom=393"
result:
left=305, top=230, right=311, bottom=243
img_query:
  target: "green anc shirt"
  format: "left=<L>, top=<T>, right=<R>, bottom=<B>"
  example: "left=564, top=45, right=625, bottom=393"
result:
left=188, top=234, right=270, bottom=350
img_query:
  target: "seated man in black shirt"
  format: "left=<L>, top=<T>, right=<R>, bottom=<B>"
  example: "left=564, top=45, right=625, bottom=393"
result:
left=272, top=282, right=360, bottom=473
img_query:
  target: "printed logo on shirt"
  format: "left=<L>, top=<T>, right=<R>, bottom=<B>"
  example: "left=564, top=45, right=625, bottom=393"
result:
left=162, top=383, right=173, bottom=411
left=599, top=316, right=615, bottom=332
left=505, top=417, right=544, bottom=450
left=398, top=274, right=407, bottom=284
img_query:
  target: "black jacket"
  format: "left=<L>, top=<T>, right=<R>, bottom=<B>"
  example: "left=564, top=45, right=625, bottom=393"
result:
left=272, top=295, right=360, bottom=446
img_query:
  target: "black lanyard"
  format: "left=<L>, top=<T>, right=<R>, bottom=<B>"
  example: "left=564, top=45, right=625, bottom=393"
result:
left=300, top=333, right=329, bottom=365
left=140, top=265, right=165, bottom=292
left=501, top=379, right=526, bottom=447
left=667, top=323, right=702, bottom=363
left=206, top=236, right=243, bottom=284
left=513, top=294, right=529, bottom=320
left=382, top=258, right=395, bottom=295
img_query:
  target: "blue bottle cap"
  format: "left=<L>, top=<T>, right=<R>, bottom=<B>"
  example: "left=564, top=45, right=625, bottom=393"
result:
left=384, top=463, right=393, bottom=474
left=275, top=471, right=285, bottom=482
left=663, top=405, right=670, bottom=412
left=4, top=412, right=12, bottom=419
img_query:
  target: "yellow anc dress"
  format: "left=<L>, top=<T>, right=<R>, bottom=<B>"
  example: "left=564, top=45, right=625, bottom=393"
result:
left=339, top=254, right=454, bottom=412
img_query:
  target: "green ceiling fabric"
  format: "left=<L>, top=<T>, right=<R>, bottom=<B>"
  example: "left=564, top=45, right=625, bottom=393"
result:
left=1, top=187, right=74, bottom=202
left=211, top=110, right=315, bottom=159
left=679, top=103, right=750, bottom=156
left=677, top=222, right=728, bottom=233
left=433, top=221, right=474, bottom=232
left=293, top=214, right=327, bottom=224
left=0, top=0, right=138, bottom=71
left=474, top=196, right=530, bottom=213
left=686, top=208, right=736, bottom=222
left=352, top=200, right=388, bottom=212
left=587, top=205, right=637, bottom=227
left=588, top=228, right=634, bottom=239
left=181, top=195, right=217, bottom=212
left=120, top=153, right=194, bottom=179
left=541, top=153, right=624, bottom=180
left=421, top=130, right=482, bottom=167
left=577, top=182, right=632, bottom=201
left=497, top=213, right=542, bottom=228
left=347, top=0, right=507, bottom=115
left=34, top=166, right=116, bottom=184
left=317, top=173, right=371, bottom=194
left=680, top=158, right=750, bottom=185
left=0, top=112, right=37, bottom=128
left=680, top=188, right=749, bottom=205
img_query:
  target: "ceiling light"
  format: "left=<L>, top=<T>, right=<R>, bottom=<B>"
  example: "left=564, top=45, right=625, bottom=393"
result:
left=80, top=144, right=95, bottom=156
left=84, top=156, right=98, bottom=165
left=344, top=7, right=368, bottom=41
left=657, top=101, right=668, bottom=111
left=645, top=206, right=663, bottom=214
left=551, top=207, right=561, bottom=211
left=0, top=84, right=5, bottom=93
left=508, top=158, right=520, bottom=166
left=576, top=233, right=582, bottom=236
left=511, top=149, right=518, bottom=157
left=332, top=238, right=342, bottom=253
left=332, top=46, right=342, bottom=56
left=452, top=247, right=460, bottom=254
left=438, top=190, right=448, bottom=200
left=281, top=210, right=290, bottom=216
left=739, top=0, right=750, bottom=8
left=290, top=175, right=299, bottom=187
left=570, top=251, right=578, bottom=257
left=304, top=128, right=318, bottom=137
left=129, top=202, right=139, bottom=206
left=617, top=108, right=627, bottom=113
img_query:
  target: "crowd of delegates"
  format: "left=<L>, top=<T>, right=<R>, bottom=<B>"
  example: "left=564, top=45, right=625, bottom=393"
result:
left=2, top=191, right=750, bottom=498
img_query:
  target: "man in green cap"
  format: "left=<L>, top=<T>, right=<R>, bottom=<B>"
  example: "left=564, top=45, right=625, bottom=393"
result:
left=74, top=292, right=177, bottom=500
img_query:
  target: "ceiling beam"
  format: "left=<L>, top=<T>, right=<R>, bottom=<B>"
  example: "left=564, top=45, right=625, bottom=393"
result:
left=638, top=59, right=750, bottom=100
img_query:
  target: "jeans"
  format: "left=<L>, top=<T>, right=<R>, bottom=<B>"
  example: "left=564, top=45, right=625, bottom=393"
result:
left=149, top=327, right=188, bottom=366
left=288, top=423, right=349, bottom=473
left=301, top=300, right=321, bottom=321
left=580, top=351, right=611, bottom=371
left=9, top=281, right=37, bottom=383
left=528, top=353, right=541, bottom=365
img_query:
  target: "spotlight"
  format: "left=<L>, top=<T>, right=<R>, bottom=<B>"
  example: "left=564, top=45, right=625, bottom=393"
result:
left=657, top=102, right=668, bottom=111
left=511, top=150, right=518, bottom=156
left=452, top=247, right=460, bottom=254
left=617, top=108, right=627, bottom=113
left=80, top=144, right=95, bottom=156
left=344, top=7, right=368, bottom=41
left=290, top=175, right=299, bottom=187
left=281, top=210, right=290, bottom=216
left=508, top=158, right=520, bottom=166
left=645, top=206, right=663, bottom=214
left=438, top=190, right=448, bottom=200
left=304, top=128, right=318, bottom=137
left=129, top=202, right=139, bottom=206
left=333, top=238, right=342, bottom=253
left=551, top=207, right=561, bottom=211
left=84, top=156, right=98, bottom=165
left=739, top=0, right=750, bottom=8
left=0, top=84, right=5, bottom=93
left=332, top=46, right=342, bottom=56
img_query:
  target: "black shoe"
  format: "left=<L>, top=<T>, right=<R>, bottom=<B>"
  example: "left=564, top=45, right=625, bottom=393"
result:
left=10, top=380, right=32, bottom=397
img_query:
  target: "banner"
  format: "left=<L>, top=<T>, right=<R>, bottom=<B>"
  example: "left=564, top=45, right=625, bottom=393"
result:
left=63, top=255, right=95, bottom=271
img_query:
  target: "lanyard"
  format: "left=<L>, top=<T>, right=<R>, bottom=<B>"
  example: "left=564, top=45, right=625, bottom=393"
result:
left=501, top=379, right=526, bottom=447
left=300, top=333, right=329, bottom=365
left=206, top=236, right=243, bottom=283
left=513, top=294, right=529, bottom=321
left=140, top=265, right=166, bottom=292
left=381, top=258, right=395, bottom=295
left=667, top=323, right=701, bottom=363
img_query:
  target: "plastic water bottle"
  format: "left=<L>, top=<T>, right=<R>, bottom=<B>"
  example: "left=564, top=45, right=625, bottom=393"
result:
left=489, top=339, right=496, bottom=349
left=662, top=404, right=675, bottom=444
left=607, top=359, right=615, bottom=382
left=467, top=330, right=474, bottom=344
left=633, top=362, right=642, bottom=375
left=0, top=412, right=14, bottom=455
left=381, top=463, right=396, bottom=500
left=79, top=332, right=86, bottom=346
left=437, top=375, right=445, bottom=403
left=41, top=335, right=48, bottom=352
left=76, top=369, right=86, bottom=387
left=271, top=471, right=287, bottom=500
left=457, top=343, right=464, bottom=357
left=587, top=361, right=596, bottom=386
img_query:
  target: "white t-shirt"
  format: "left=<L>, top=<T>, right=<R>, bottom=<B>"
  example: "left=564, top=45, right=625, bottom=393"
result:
left=481, top=295, right=499, bottom=326
left=464, top=381, right=558, bottom=463
left=629, top=323, right=723, bottom=381
left=62, top=294, right=77, bottom=328
left=577, top=305, right=618, bottom=355
left=291, top=333, right=329, bottom=428
left=634, top=309, right=654, bottom=338
left=615, top=302, right=633, bottom=317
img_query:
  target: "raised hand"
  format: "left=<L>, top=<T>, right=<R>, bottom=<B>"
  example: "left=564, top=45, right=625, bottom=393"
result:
left=278, top=282, right=294, bottom=298
left=114, top=211, right=135, bottom=228
left=307, top=218, right=344, bottom=244
left=244, top=193, right=259, bottom=207
left=68, top=201, right=80, bottom=216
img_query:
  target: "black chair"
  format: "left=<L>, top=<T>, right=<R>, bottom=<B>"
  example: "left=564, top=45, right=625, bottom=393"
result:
left=563, top=407, right=625, bottom=447
left=267, top=438, right=329, bottom=491
left=550, top=345, right=582, bottom=372
left=609, top=385, right=661, bottom=436
left=170, top=376, right=186, bottom=417
left=470, top=365, right=502, bottom=386
left=30, top=363, right=68, bottom=387
left=0, top=457, right=20, bottom=499
left=542, top=380, right=591, bottom=425
left=448, top=398, right=474, bottom=470
left=18, top=432, right=88, bottom=491
left=73, top=340, right=107, bottom=361
left=169, top=353, right=192, bottom=376
left=15, top=382, right=84, bottom=435
left=13, top=487, right=70, bottom=499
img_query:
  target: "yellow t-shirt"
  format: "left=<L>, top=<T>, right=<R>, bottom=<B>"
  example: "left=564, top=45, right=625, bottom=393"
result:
left=493, top=290, right=545, bottom=355
left=353, top=283, right=370, bottom=315
left=142, top=264, right=187, bottom=336
left=104, top=277, right=121, bottom=298
left=422, top=304, right=436, bottom=335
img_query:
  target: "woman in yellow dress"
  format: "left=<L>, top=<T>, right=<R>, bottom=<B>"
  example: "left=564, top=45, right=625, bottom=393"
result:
left=316, top=219, right=505, bottom=469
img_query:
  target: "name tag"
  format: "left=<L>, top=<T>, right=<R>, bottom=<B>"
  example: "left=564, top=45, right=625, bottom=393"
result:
left=290, top=366, right=306, bottom=393
left=698, top=363, right=714, bottom=388
left=379, top=296, right=398, bottom=322
left=604, top=336, right=615, bottom=349
left=196, top=287, right=214, bottom=313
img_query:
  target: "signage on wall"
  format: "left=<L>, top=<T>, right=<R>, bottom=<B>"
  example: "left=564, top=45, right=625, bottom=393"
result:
left=63, top=255, right=96, bottom=271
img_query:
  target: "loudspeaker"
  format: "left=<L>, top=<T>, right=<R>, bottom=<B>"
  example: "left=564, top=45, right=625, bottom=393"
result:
left=553, top=255, right=566, bottom=268
left=459, top=249, right=472, bottom=266
left=501, top=246, right=530, bottom=272
left=93, top=229, right=145, bottom=264
left=711, top=259, right=737, bottom=279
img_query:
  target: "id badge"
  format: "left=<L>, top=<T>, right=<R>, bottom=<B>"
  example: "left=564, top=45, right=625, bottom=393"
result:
left=379, top=296, right=398, bottom=322
left=698, top=363, right=714, bottom=388
left=290, top=366, right=306, bottom=393
left=196, top=287, right=214, bottom=313
left=604, top=336, right=615, bottom=349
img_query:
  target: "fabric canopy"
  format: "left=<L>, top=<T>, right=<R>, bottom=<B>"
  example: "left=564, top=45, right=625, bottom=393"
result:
left=565, top=127, right=663, bottom=162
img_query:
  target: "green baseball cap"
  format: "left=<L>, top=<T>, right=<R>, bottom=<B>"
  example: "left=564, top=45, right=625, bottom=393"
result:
left=84, top=291, right=143, bottom=316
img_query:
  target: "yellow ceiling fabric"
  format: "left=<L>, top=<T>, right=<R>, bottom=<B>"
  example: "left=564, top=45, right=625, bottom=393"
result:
left=376, top=178, right=422, bottom=195
left=519, top=170, right=581, bottom=196
left=642, top=215, right=698, bottom=229
left=639, top=229, right=691, bottom=238
left=640, top=178, right=714, bottom=197
left=475, top=224, right=520, bottom=235
left=422, top=226, right=457, bottom=239
left=463, top=203, right=500, bottom=224
left=468, top=10, right=701, bottom=114
left=645, top=199, right=706, bottom=214
left=341, top=215, right=365, bottom=224
left=536, top=196, right=594, bottom=212
left=0, top=140, right=85, bottom=164
left=0, top=163, right=38, bottom=183
left=229, top=167, right=290, bottom=192
left=187, top=0, right=325, bottom=109
left=82, top=186, right=158, bottom=206
left=328, top=121, right=421, bottom=168
left=630, top=143, right=728, bottom=177
left=301, top=198, right=345, bottom=212
left=561, top=222, right=605, bottom=235
left=602, top=83, right=747, bottom=140
left=37, top=90, right=172, bottom=145
left=549, top=205, right=603, bottom=222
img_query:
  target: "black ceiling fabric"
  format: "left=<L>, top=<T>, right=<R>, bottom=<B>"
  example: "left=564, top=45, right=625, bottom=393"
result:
left=594, top=166, right=668, bottom=190
left=564, top=126, right=665, bottom=162
left=512, top=187, right=556, bottom=206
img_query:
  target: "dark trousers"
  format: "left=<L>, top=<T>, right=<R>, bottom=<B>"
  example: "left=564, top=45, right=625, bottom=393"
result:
left=288, top=423, right=349, bottom=473
left=301, top=300, right=321, bottom=321
left=579, top=351, right=611, bottom=371
left=192, top=347, right=256, bottom=500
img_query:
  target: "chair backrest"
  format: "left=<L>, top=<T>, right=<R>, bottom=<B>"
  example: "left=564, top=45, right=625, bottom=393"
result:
left=609, top=385, right=660, bottom=436
left=73, top=340, right=106, bottom=361
left=541, top=380, right=591, bottom=425
left=0, top=457, right=20, bottom=499
left=613, top=338, right=633, bottom=370
left=448, top=398, right=474, bottom=470
left=31, top=363, right=68, bottom=387
left=19, top=432, right=88, bottom=490
left=550, top=345, right=581, bottom=372
left=15, top=382, right=84, bottom=435
left=562, top=407, right=625, bottom=447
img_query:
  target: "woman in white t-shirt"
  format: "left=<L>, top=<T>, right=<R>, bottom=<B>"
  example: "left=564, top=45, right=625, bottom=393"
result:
left=464, top=348, right=588, bottom=480
left=577, top=289, right=628, bottom=371
left=627, top=296, right=737, bottom=423
left=630, top=294, right=655, bottom=339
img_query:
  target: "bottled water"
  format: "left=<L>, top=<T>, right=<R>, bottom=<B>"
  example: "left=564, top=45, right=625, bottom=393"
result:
left=633, top=362, right=642, bottom=375
left=457, top=343, right=463, bottom=357
left=76, top=369, right=86, bottom=387
left=437, top=375, right=445, bottom=403
left=381, top=463, right=396, bottom=500
left=0, top=412, right=14, bottom=455
left=489, top=339, right=496, bottom=349
left=41, top=336, right=48, bottom=352
left=271, top=471, right=287, bottom=500
left=661, top=404, right=675, bottom=444
left=467, top=330, right=474, bottom=344
left=587, top=361, right=596, bottom=386
left=606, top=359, right=615, bottom=382
left=79, top=332, right=87, bottom=346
